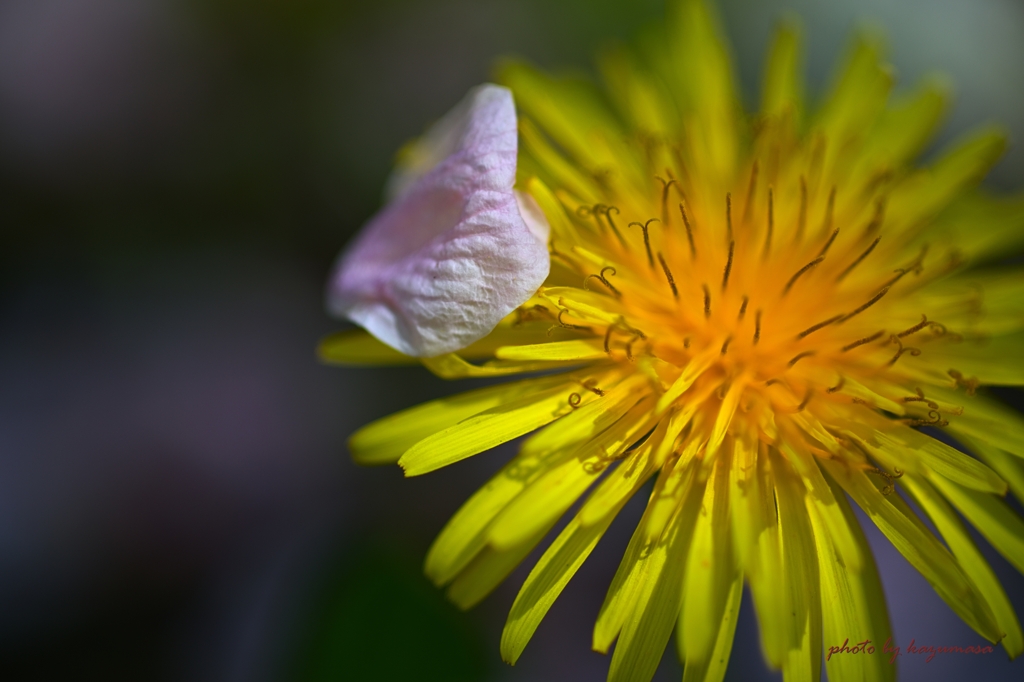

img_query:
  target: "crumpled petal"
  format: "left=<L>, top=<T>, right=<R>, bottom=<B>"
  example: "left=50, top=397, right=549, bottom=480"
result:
left=326, top=84, right=550, bottom=357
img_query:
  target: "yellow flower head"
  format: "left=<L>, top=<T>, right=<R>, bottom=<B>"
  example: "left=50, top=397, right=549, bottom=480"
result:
left=322, top=1, right=1024, bottom=680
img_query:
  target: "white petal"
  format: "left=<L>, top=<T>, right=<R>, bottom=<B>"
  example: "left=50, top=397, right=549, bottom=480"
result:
left=385, top=84, right=516, bottom=201
left=515, top=190, right=551, bottom=246
left=327, top=84, right=551, bottom=357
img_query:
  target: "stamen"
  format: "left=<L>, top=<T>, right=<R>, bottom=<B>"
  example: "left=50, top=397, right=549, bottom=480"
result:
left=550, top=308, right=592, bottom=334
left=617, top=317, right=648, bottom=340
left=721, top=335, right=733, bottom=355
left=885, top=334, right=922, bottom=366
left=948, top=369, right=979, bottom=396
left=863, top=197, right=886, bottom=238
left=679, top=202, right=697, bottom=258
left=821, top=186, right=836, bottom=236
left=797, top=388, right=813, bottom=411
left=576, top=204, right=600, bottom=225
left=835, top=236, right=881, bottom=283
left=625, top=336, right=641, bottom=362
left=896, top=314, right=929, bottom=338
left=902, top=387, right=939, bottom=410
left=884, top=245, right=929, bottom=288
left=725, top=193, right=733, bottom=243
left=787, top=350, right=817, bottom=367
left=868, top=466, right=903, bottom=495
left=926, top=320, right=957, bottom=339
left=548, top=242, right=576, bottom=268
left=684, top=337, right=691, bottom=348
left=584, top=266, right=622, bottom=297
left=568, top=392, right=583, bottom=409
left=796, top=175, right=808, bottom=241
left=738, top=295, right=749, bottom=320
left=796, top=314, right=843, bottom=340
left=742, top=161, right=759, bottom=224
left=762, top=187, right=774, bottom=259
left=722, top=240, right=735, bottom=290
left=753, top=310, right=762, bottom=345
left=783, top=256, right=825, bottom=295
left=809, top=135, right=827, bottom=191
left=581, top=379, right=606, bottom=396
left=602, top=206, right=626, bottom=247
left=840, top=286, right=891, bottom=322
left=827, top=377, right=846, bottom=393
left=656, top=176, right=677, bottom=226
left=590, top=168, right=612, bottom=192
left=863, top=168, right=893, bottom=197
left=600, top=318, right=644, bottom=357
left=817, top=228, right=839, bottom=258
left=841, top=330, right=886, bottom=352
left=514, top=304, right=553, bottom=326
left=657, top=252, right=679, bottom=299
left=603, top=324, right=615, bottom=354
left=901, top=411, right=948, bottom=428
left=628, top=219, right=659, bottom=268
left=703, top=284, right=711, bottom=318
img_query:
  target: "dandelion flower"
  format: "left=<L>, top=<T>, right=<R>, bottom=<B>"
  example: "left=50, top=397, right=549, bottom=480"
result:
left=322, top=1, right=1024, bottom=680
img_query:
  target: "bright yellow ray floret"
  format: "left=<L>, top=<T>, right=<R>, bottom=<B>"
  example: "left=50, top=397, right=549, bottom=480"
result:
left=321, top=1, right=1024, bottom=680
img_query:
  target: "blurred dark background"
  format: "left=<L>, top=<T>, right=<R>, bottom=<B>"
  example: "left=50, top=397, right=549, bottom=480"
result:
left=2, top=1, right=1023, bottom=680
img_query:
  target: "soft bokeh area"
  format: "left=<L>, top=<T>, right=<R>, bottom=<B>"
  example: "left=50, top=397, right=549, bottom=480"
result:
left=2, top=1, right=1023, bottom=680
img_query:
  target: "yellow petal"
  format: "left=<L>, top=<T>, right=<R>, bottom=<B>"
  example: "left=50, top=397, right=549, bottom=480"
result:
left=921, top=268, right=1024, bottom=335
left=499, top=439, right=657, bottom=664
left=930, top=476, right=1024, bottom=576
left=961, top=435, right=1024, bottom=506
left=771, top=451, right=822, bottom=682
left=318, top=329, right=419, bottom=365
left=680, top=454, right=738, bottom=666
left=518, top=116, right=601, bottom=203
left=902, top=475, right=1024, bottom=659
left=931, top=386, right=1024, bottom=459
left=857, top=74, right=949, bottom=170
left=921, top=191, right=1024, bottom=264
left=592, top=456, right=701, bottom=655
left=349, top=372, right=570, bottom=465
left=606, top=459, right=707, bottom=682
left=494, top=338, right=607, bottom=362
left=761, top=20, right=803, bottom=123
left=821, top=460, right=1002, bottom=642
left=921, top=333, right=1024, bottom=386
left=873, top=427, right=1008, bottom=495
left=497, top=60, right=627, bottom=173
left=445, top=525, right=552, bottom=610
left=814, top=470, right=894, bottom=682
left=518, top=370, right=641, bottom=458
left=425, top=447, right=562, bottom=586
left=487, top=398, right=656, bottom=550
left=599, top=45, right=676, bottom=138
left=815, top=32, right=893, bottom=159
left=578, top=417, right=670, bottom=527
left=399, top=371, right=601, bottom=476
left=524, top=175, right=576, bottom=244
left=680, top=571, right=743, bottom=682
left=782, top=443, right=862, bottom=571
left=656, top=344, right=720, bottom=414
left=421, top=352, right=578, bottom=378
left=666, top=0, right=739, bottom=183
left=887, top=127, right=1007, bottom=240
left=743, top=443, right=786, bottom=667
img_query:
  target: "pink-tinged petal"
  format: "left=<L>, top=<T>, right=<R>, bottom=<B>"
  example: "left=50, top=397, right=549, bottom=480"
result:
left=515, top=190, right=551, bottom=245
left=327, top=84, right=550, bottom=357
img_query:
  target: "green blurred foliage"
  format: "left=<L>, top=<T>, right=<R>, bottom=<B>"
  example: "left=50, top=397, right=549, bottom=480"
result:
left=292, top=541, right=489, bottom=682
